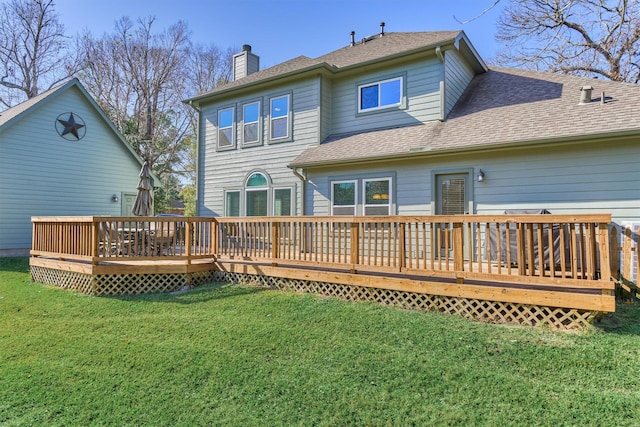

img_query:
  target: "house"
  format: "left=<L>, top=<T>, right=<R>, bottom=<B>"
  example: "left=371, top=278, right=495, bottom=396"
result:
left=0, top=78, right=154, bottom=256
left=186, top=27, right=639, bottom=229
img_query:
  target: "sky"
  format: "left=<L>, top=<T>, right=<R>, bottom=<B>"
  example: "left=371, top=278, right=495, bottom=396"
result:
left=55, top=0, right=507, bottom=69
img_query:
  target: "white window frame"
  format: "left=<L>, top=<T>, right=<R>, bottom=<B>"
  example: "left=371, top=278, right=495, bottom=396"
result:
left=242, top=101, right=261, bottom=146
left=331, top=180, right=357, bottom=216
left=224, top=190, right=241, bottom=217
left=217, top=107, right=235, bottom=149
left=273, top=187, right=294, bottom=216
left=357, top=76, right=403, bottom=113
left=269, top=94, right=290, bottom=141
left=245, top=188, right=269, bottom=216
left=363, top=177, right=392, bottom=216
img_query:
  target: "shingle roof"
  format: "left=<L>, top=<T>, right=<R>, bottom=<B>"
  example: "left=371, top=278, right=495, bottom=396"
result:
left=315, top=31, right=462, bottom=68
left=0, top=80, right=71, bottom=127
left=187, top=31, right=464, bottom=101
left=289, top=67, right=640, bottom=168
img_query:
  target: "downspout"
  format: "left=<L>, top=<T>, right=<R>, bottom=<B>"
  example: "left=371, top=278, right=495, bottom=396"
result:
left=188, top=100, right=201, bottom=216
left=435, top=46, right=445, bottom=122
left=291, top=167, right=307, bottom=216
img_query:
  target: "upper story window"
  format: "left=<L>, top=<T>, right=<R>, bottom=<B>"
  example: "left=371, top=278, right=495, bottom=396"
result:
left=217, top=107, right=235, bottom=149
left=270, top=94, right=290, bottom=141
left=242, top=101, right=260, bottom=145
left=358, top=77, right=402, bottom=113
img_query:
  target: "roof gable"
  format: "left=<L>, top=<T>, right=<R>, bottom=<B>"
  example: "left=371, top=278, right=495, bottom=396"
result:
left=186, top=31, right=484, bottom=104
left=0, top=78, right=155, bottom=180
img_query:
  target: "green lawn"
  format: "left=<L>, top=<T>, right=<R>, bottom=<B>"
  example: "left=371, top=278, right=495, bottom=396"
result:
left=1, top=257, right=639, bottom=426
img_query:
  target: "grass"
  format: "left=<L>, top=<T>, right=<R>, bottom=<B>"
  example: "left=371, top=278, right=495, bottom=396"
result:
left=1, top=257, right=640, bottom=426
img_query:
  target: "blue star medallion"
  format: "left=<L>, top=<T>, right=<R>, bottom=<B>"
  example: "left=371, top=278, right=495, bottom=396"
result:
left=56, top=112, right=86, bottom=140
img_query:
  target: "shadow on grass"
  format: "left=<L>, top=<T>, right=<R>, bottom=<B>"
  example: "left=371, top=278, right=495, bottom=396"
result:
left=593, top=301, right=640, bottom=336
left=9, top=254, right=639, bottom=336
left=0, top=257, right=30, bottom=273
left=111, top=281, right=268, bottom=305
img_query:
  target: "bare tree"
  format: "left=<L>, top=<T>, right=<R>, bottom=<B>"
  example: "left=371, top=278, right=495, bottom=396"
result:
left=187, top=43, right=235, bottom=95
left=496, top=0, right=640, bottom=82
left=79, top=16, right=192, bottom=176
left=0, top=0, right=78, bottom=107
left=79, top=16, right=233, bottom=212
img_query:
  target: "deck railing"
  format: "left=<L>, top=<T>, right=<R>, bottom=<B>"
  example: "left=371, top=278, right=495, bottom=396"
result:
left=31, top=214, right=615, bottom=287
left=215, top=214, right=613, bottom=288
left=31, top=216, right=218, bottom=264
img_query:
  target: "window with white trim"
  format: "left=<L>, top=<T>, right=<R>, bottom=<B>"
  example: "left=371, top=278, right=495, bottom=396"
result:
left=270, top=94, right=290, bottom=140
left=273, top=188, right=292, bottom=216
left=242, top=101, right=260, bottom=145
left=358, top=77, right=402, bottom=112
left=363, top=178, right=391, bottom=215
left=225, top=190, right=240, bottom=217
left=217, top=107, right=235, bottom=149
left=245, top=172, right=268, bottom=216
left=331, top=180, right=357, bottom=215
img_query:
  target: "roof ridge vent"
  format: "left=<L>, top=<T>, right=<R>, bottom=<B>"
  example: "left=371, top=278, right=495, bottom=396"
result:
left=359, top=22, right=387, bottom=44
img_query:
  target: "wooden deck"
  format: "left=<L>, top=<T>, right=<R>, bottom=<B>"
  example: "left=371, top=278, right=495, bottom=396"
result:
left=30, top=214, right=626, bottom=329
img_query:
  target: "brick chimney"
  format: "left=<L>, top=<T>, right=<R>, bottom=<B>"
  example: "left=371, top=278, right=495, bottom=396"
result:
left=233, top=44, right=260, bottom=81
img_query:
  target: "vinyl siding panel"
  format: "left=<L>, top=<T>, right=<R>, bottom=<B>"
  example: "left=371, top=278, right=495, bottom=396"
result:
left=0, top=86, right=143, bottom=252
left=330, top=57, right=443, bottom=135
left=320, top=76, right=332, bottom=142
left=444, top=48, right=474, bottom=117
left=304, top=138, right=639, bottom=225
left=198, top=77, right=320, bottom=216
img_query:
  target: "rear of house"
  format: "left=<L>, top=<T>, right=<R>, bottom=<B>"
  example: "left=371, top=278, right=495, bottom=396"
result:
left=188, top=27, right=639, bottom=230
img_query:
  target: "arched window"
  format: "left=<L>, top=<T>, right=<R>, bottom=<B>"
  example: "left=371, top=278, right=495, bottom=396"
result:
left=223, top=171, right=294, bottom=217
left=245, top=172, right=269, bottom=216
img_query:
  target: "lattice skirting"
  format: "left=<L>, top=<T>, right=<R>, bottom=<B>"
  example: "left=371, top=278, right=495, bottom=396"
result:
left=213, top=271, right=598, bottom=330
left=31, top=266, right=216, bottom=296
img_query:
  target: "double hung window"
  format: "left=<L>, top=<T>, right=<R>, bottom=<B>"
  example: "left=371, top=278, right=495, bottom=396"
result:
left=331, top=177, right=393, bottom=216
left=363, top=178, right=392, bottom=215
left=243, top=101, right=260, bottom=145
left=331, top=181, right=357, bottom=215
left=217, top=107, right=234, bottom=148
left=270, top=95, right=290, bottom=140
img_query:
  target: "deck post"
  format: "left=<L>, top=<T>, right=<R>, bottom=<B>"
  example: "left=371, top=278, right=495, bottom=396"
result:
left=453, top=222, right=464, bottom=276
left=399, top=222, right=406, bottom=272
left=211, top=219, right=218, bottom=257
left=350, top=221, right=360, bottom=272
left=598, top=222, right=613, bottom=295
left=91, top=218, right=99, bottom=265
left=516, top=223, right=525, bottom=276
left=271, top=221, right=280, bottom=266
left=185, top=220, right=192, bottom=265
left=609, top=226, right=619, bottom=281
